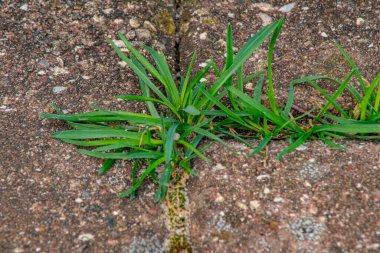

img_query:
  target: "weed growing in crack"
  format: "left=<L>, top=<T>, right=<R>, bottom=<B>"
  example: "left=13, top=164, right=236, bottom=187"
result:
left=42, top=18, right=379, bottom=201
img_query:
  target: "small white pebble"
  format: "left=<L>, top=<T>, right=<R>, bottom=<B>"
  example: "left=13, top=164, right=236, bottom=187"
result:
left=215, top=193, right=225, bottom=203
left=245, top=82, right=254, bottom=90
left=321, top=32, right=328, bottom=38
left=257, top=174, right=270, bottom=181
left=129, top=18, right=140, bottom=28
left=368, top=43, right=374, bottom=48
left=78, top=233, right=94, bottom=241
left=264, top=187, right=270, bottom=194
left=257, top=13, right=273, bottom=26
left=118, top=61, right=127, bottom=67
left=274, top=197, right=284, bottom=203
left=279, top=3, right=296, bottom=13
left=212, top=163, right=226, bottom=171
left=20, top=3, right=28, bottom=11
left=356, top=17, right=365, bottom=26
left=199, top=62, right=208, bottom=68
left=296, top=145, right=308, bottom=151
left=237, top=201, right=248, bottom=210
left=250, top=200, right=261, bottom=210
left=53, top=86, right=67, bottom=94
left=199, top=32, right=207, bottom=40
left=200, top=78, right=207, bottom=83
left=227, top=12, right=235, bottom=18
left=75, top=198, right=83, bottom=204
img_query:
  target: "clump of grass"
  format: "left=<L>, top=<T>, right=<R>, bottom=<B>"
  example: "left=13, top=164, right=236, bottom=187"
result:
left=42, top=18, right=379, bottom=201
left=41, top=19, right=283, bottom=201
left=207, top=19, right=379, bottom=159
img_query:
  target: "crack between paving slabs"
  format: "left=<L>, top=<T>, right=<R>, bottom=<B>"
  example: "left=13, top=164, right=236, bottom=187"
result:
left=164, top=0, right=193, bottom=252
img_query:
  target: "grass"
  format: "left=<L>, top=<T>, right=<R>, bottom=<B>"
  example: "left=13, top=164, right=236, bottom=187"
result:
left=42, top=18, right=379, bottom=201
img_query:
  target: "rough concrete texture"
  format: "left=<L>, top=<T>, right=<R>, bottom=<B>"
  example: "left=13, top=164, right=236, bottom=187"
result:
left=1, top=0, right=379, bottom=252
left=190, top=140, right=380, bottom=252
left=180, top=0, right=379, bottom=108
left=1, top=1, right=174, bottom=252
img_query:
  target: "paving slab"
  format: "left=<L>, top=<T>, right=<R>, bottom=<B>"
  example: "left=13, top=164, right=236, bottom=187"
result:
left=180, top=0, right=379, bottom=108
left=180, top=1, right=380, bottom=252
left=0, top=1, right=175, bottom=252
left=189, top=140, right=380, bottom=252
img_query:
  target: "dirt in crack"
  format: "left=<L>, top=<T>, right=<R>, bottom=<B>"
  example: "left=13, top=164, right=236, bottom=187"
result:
left=174, top=0, right=182, bottom=83
left=166, top=169, right=192, bottom=253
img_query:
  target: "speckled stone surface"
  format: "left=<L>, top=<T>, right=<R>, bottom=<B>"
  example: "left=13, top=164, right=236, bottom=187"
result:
left=0, top=1, right=174, bottom=252
left=189, top=140, right=380, bottom=252
left=180, top=0, right=379, bottom=109
left=1, top=1, right=379, bottom=252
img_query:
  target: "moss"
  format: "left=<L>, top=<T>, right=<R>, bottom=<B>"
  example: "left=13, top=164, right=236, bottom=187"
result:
left=316, top=52, right=352, bottom=79
left=202, top=17, right=219, bottom=24
left=167, top=172, right=192, bottom=252
left=169, top=235, right=192, bottom=253
left=153, top=10, right=176, bottom=36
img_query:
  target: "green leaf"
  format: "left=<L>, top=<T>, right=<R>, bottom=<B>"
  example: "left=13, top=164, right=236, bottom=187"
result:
left=198, top=20, right=283, bottom=108
left=77, top=149, right=163, bottom=160
left=118, top=157, right=165, bottom=198
left=276, top=132, right=312, bottom=159
left=183, top=105, right=201, bottom=115
left=164, top=123, right=179, bottom=164
left=99, top=159, right=117, bottom=176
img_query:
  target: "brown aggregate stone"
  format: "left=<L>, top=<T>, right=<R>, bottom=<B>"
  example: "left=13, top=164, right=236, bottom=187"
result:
left=180, top=0, right=379, bottom=109
left=1, top=0, right=175, bottom=252
left=189, top=140, right=380, bottom=252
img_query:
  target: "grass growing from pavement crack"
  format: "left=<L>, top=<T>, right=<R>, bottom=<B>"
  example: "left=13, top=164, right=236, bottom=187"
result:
left=42, top=18, right=380, bottom=201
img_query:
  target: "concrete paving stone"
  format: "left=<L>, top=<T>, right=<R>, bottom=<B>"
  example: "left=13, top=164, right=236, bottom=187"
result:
left=189, top=140, right=380, bottom=252
left=0, top=0, right=175, bottom=252
left=180, top=0, right=379, bottom=109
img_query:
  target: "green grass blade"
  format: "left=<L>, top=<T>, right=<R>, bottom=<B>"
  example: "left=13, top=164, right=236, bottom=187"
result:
left=312, top=123, right=380, bottom=134
left=142, top=44, right=179, bottom=105
left=164, top=123, right=179, bottom=164
left=266, top=17, right=283, bottom=115
left=116, top=33, right=167, bottom=86
left=319, top=134, right=346, bottom=150
left=276, top=131, right=312, bottom=159
left=177, top=139, right=210, bottom=162
left=335, top=41, right=367, bottom=93
left=248, top=134, right=272, bottom=157
left=129, top=159, right=141, bottom=200
left=108, top=38, right=175, bottom=108
left=131, top=55, right=159, bottom=118
left=180, top=51, right=197, bottom=103
left=77, top=149, right=163, bottom=160
left=229, top=87, right=290, bottom=128
left=99, top=159, right=117, bottom=176
left=361, top=72, right=380, bottom=119
left=118, top=157, right=165, bottom=198
left=59, top=138, right=141, bottom=147
left=52, top=129, right=144, bottom=140
left=199, top=20, right=283, bottom=108
left=314, top=70, right=356, bottom=121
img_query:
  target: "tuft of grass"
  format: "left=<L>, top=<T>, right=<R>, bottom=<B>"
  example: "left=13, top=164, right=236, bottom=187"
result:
left=42, top=18, right=379, bottom=201
left=41, top=20, right=283, bottom=201
left=209, top=20, right=379, bottom=159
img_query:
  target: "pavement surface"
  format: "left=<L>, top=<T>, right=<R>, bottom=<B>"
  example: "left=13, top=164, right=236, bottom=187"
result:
left=1, top=0, right=379, bottom=252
